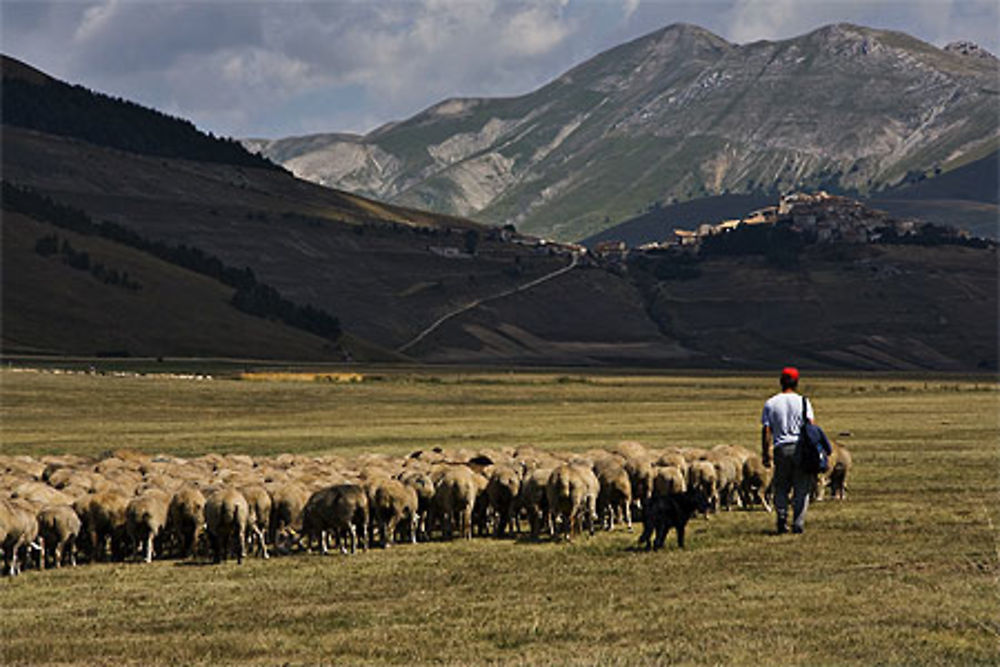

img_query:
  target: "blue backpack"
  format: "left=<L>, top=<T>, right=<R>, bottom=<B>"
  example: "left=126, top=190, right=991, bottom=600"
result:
left=797, top=396, right=832, bottom=474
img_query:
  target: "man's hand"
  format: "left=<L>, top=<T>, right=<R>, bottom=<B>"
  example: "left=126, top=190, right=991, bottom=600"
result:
left=762, top=453, right=772, bottom=468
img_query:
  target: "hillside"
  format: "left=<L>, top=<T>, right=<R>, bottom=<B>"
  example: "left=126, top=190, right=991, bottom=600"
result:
left=3, top=55, right=995, bottom=370
left=2, top=210, right=344, bottom=359
left=250, top=23, right=999, bottom=242
left=1, top=56, right=688, bottom=364
left=630, top=244, right=997, bottom=371
left=868, top=150, right=999, bottom=238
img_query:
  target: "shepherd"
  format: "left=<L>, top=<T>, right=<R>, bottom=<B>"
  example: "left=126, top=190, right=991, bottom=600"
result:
left=761, top=366, right=816, bottom=535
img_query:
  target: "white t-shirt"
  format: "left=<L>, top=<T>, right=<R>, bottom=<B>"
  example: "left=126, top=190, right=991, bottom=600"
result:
left=761, top=392, right=814, bottom=447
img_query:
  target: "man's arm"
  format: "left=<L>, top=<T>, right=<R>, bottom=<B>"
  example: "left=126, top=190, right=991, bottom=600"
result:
left=761, top=425, right=773, bottom=468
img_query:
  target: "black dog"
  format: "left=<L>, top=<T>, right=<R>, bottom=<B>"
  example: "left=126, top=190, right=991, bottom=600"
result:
left=637, top=489, right=708, bottom=551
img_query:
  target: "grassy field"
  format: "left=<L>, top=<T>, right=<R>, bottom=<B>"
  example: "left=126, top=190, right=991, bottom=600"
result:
left=1, top=367, right=998, bottom=664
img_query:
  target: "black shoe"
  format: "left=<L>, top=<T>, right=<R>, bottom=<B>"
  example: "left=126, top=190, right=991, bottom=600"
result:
left=776, top=524, right=788, bottom=535
left=792, top=526, right=804, bottom=534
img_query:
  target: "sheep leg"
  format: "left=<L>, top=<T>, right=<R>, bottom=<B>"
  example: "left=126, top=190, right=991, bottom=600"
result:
left=320, top=529, right=332, bottom=556
left=236, top=525, right=246, bottom=564
left=760, top=491, right=773, bottom=513
left=385, top=518, right=396, bottom=548
left=250, top=525, right=268, bottom=559
left=89, top=528, right=101, bottom=562
left=144, top=533, right=154, bottom=563
left=624, top=502, right=633, bottom=532
left=676, top=523, right=686, bottom=549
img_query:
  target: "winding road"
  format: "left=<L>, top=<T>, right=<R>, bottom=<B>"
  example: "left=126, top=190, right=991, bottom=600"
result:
left=396, top=251, right=580, bottom=354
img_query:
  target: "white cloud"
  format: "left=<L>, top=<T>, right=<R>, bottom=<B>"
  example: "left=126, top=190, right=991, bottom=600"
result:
left=501, top=6, right=574, bottom=57
left=3, top=0, right=997, bottom=138
left=622, top=0, right=641, bottom=21
left=73, top=0, right=118, bottom=44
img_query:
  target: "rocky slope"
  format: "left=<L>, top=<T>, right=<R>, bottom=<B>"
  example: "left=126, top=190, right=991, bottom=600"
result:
left=249, top=23, right=999, bottom=242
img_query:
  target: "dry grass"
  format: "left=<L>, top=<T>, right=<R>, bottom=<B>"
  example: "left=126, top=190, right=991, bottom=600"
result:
left=0, top=368, right=997, bottom=665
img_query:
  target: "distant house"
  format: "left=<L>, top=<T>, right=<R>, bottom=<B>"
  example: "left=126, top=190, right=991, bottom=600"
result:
left=673, top=229, right=698, bottom=246
left=594, top=240, right=626, bottom=254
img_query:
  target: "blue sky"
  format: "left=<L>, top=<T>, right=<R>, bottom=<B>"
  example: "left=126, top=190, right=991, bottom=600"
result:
left=3, top=1, right=997, bottom=139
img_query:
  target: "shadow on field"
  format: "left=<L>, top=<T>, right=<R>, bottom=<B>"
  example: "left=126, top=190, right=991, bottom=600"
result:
left=172, top=560, right=219, bottom=568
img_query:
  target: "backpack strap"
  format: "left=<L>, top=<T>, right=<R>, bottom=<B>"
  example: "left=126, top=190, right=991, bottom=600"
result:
left=801, top=395, right=808, bottom=428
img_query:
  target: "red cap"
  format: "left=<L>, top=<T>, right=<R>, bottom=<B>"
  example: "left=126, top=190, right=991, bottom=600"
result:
left=781, top=367, right=800, bottom=381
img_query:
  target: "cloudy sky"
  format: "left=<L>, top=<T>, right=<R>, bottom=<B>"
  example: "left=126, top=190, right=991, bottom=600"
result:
left=3, top=1, right=997, bottom=139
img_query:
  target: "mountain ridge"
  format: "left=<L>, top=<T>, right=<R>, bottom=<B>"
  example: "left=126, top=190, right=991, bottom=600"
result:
left=3, top=52, right=996, bottom=370
left=249, top=22, right=999, bottom=241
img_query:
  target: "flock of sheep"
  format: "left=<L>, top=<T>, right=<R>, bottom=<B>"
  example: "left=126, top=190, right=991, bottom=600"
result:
left=0, top=440, right=852, bottom=575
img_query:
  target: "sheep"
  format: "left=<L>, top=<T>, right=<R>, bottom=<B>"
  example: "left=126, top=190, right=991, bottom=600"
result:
left=37, top=504, right=82, bottom=568
left=166, top=484, right=206, bottom=558
left=204, top=487, right=251, bottom=564
left=430, top=465, right=478, bottom=540
left=268, top=482, right=310, bottom=551
left=706, top=452, right=742, bottom=511
left=655, top=451, right=688, bottom=477
left=371, top=478, right=419, bottom=546
left=593, top=459, right=632, bottom=531
left=486, top=465, right=521, bottom=538
left=301, top=484, right=369, bottom=554
left=681, top=447, right=710, bottom=464
left=239, top=484, right=271, bottom=559
left=546, top=463, right=599, bottom=541
left=82, top=488, right=131, bottom=562
left=1, top=498, right=42, bottom=575
left=126, top=489, right=171, bottom=563
left=623, top=455, right=655, bottom=518
left=397, top=470, right=435, bottom=541
left=518, top=467, right=552, bottom=539
left=470, top=470, right=491, bottom=537
left=740, top=455, right=773, bottom=512
left=821, top=442, right=852, bottom=501
left=652, top=465, right=687, bottom=498
left=687, top=460, right=718, bottom=516
left=11, top=481, right=74, bottom=507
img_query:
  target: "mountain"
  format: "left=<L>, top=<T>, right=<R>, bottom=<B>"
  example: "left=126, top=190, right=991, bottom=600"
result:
left=3, top=55, right=995, bottom=370
left=249, top=23, right=1000, bottom=242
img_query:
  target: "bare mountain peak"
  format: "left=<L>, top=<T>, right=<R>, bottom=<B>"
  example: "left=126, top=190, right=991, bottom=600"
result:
left=638, top=22, right=731, bottom=54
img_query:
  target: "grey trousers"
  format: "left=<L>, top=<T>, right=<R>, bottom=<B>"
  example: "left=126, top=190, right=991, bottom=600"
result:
left=773, top=443, right=811, bottom=531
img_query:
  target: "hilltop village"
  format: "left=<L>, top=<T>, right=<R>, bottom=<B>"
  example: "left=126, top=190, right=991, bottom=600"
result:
left=418, top=191, right=989, bottom=270
left=589, top=191, right=986, bottom=260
